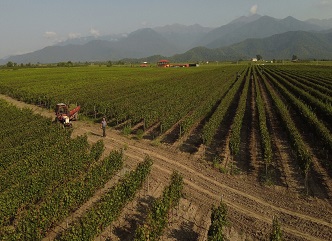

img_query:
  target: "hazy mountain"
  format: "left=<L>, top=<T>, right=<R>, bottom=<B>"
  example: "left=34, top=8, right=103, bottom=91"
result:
left=193, top=14, right=262, bottom=48
left=154, top=23, right=212, bottom=52
left=55, top=33, right=127, bottom=46
left=231, top=31, right=332, bottom=59
left=114, top=28, right=179, bottom=57
left=55, top=24, right=211, bottom=49
left=321, top=28, right=332, bottom=34
left=1, top=28, right=178, bottom=63
left=170, top=31, right=332, bottom=62
left=55, top=24, right=210, bottom=55
left=154, top=23, right=212, bottom=34
left=169, top=46, right=244, bottom=63
left=200, top=15, right=323, bottom=49
left=1, top=41, right=119, bottom=64
left=228, top=14, right=262, bottom=24
left=1, top=15, right=331, bottom=64
left=306, top=18, right=332, bottom=29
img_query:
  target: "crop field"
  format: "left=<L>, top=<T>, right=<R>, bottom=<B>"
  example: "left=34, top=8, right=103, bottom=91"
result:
left=0, top=63, right=332, bottom=240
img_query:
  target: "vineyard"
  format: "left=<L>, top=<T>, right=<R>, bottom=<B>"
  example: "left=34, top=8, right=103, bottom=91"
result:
left=0, top=63, right=332, bottom=240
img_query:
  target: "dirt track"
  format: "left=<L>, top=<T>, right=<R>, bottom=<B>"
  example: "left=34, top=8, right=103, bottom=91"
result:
left=1, top=94, right=332, bottom=241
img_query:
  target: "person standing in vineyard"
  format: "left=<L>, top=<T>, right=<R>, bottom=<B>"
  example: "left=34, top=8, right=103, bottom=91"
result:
left=101, top=117, right=107, bottom=137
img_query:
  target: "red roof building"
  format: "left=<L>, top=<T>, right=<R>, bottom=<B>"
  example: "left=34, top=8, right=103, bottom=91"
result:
left=157, top=59, right=170, bottom=67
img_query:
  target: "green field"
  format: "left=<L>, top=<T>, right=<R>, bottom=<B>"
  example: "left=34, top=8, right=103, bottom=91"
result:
left=0, top=64, right=245, bottom=132
left=0, top=64, right=331, bottom=158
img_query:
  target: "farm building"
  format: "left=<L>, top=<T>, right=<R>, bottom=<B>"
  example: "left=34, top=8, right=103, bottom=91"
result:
left=157, top=59, right=198, bottom=67
left=157, top=59, right=170, bottom=67
left=173, top=63, right=199, bottom=67
left=140, top=62, right=149, bottom=67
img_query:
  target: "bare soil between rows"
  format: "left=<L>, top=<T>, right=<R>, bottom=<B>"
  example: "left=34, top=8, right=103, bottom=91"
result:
left=1, top=94, right=332, bottom=241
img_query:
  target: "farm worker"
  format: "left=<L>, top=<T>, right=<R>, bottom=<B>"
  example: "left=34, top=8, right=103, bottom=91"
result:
left=101, top=117, right=107, bottom=137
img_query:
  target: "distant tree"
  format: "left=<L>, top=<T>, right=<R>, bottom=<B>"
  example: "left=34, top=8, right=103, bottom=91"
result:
left=6, top=61, right=13, bottom=67
left=116, top=60, right=125, bottom=65
left=292, top=55, right=298, bottom=61
left=107, top=60, right=112, bottom=67
left=256, top=54, right=263, bottom=61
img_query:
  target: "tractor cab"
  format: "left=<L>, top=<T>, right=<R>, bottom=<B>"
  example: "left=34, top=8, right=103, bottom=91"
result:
left=55, top=103, right=69, bottom=116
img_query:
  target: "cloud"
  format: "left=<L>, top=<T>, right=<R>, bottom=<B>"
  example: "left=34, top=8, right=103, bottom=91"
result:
left=43, top=31, right=57, bottom=39
left=317, top=0, right=332, bottom=8
left=314, top=0, right=332, bottom=11
left=250, top=4, right=258, bottom=15
left=68, top=32, right=81, bottom=39
left=141, top=20, right=148, bottom=26
left=90, top=28, right=100, bottom=37
left=319, top=0, right=332, bottom=6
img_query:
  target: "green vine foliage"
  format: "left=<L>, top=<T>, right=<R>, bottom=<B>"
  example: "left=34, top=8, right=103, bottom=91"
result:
left=89, top=139, right=105, bottom=161
left=258, top=70, right=312, bottom=176
left=3, top=150, right=124, bottom=240
left=0, top=66, right=245, bottom=135
left=202, top=69, right=247, bottom=146
left=253, top=67, right=272, bottom=175
left=229, top=73, right=250, bottom=156
left=55, top=156, right=153, bottom=241
left=269, top=216, right=283, bottom=241
left=134, top=171, right=183, bottom=241
left=207, top=199, right=228, bottom=241
left=0, top=100, right=127, bottom=240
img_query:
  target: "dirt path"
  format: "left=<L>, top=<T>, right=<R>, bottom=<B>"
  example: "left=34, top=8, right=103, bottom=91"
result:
left=1, top=94, right=332, bottom=241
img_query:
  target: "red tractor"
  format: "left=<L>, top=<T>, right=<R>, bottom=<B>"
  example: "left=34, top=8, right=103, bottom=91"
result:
left=55, top=103, right=80, bottom=127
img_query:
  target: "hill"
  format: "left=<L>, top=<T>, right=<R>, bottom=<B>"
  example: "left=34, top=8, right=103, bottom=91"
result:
left=198, top=15, right=323, bottom=49
left=230, top=31, right=332, bottom=60
left=170, top=31, right=332, bottom=62
left=154, top=23, right=212, bottom=52
left=1, top=28, right=178, bottom=63
left=306, top=18, right=332, bottom=29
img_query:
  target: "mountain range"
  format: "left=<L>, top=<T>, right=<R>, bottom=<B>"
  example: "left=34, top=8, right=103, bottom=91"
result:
left=1, top=15, right=332, bottom=64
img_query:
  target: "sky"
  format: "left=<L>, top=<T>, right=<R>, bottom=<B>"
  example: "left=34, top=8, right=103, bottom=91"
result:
left=1, top=0, right=332, bottom=59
